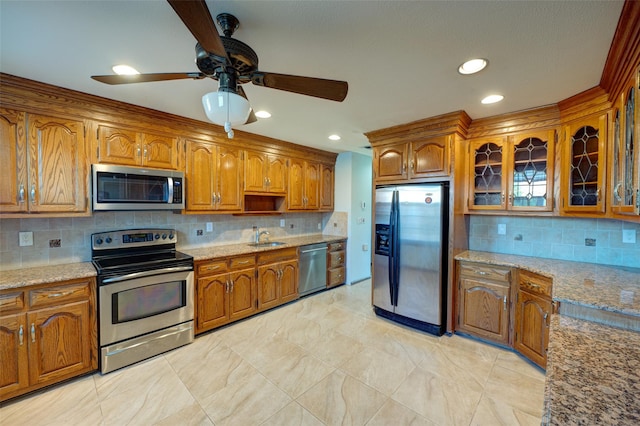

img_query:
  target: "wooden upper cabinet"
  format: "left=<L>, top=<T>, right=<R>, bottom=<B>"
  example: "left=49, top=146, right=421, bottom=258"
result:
left=561, top=113, right=608, bottom=214
left=409, top=136, right=450, bottom=178
left=320, top=163, right=334, bottom=211
left=610, top=70, right=639, bottom=216
left=468, top=137, right=508, bottom=210
left=244, top=151, right=287, bottom=194
left=185, top=140, right=216, bottom=211
left=288, top=158, right=320, bottom=210
left=374, top=145, right=408, bottom=181
left=468, top=130, right=555, bottom=212
left=27, top=114, right=87, bottom=213
left=373, top=136, right=451, bottom=183
left=95, top=124, right=179, bottom=170
left=0, top=108, right=27, bottom=213
left=184, top=140, right=243, bottom=212
left=1, top=110, right=87, bottom=215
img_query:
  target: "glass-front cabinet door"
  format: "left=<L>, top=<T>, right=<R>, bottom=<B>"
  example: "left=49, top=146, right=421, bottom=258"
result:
left=561, top=113, right=607, bottom=214
left=612, top=69, right=639, bottom=215
left=468, top=138, right=507, bottom=210
left=507, top=130, right=555, bottom=212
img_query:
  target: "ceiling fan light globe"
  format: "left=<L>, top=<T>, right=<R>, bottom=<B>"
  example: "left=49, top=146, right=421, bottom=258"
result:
left=202, top=91, right=251, bottom=126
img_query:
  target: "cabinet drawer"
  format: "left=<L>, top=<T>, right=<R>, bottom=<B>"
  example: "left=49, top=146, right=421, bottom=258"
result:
left=518, top=270, right=552, bottom=297
left=0, top=291, right=25, bottom=314
left=257, top=248, right=297, bottom=265
left=459, top=261, right=510, bottom=283
left=328, top=241, right=345, bottom=252
left=229, top=255, right=256, bottom=270
left=29, top=281, right=91, bottom=309
left=328, top=251, right=346, bottom=267
left=197, top=260, right=228, bottom=276
left=328, top=267, right=346, bottom=287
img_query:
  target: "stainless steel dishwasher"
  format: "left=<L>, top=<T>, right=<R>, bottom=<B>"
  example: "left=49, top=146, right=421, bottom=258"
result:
left=299, top=243, right=328, bottom=296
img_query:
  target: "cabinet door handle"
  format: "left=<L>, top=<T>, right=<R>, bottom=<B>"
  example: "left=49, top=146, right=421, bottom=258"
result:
left=143, top=145, right=148, bottom=160
left=596, top=188, right=601, bottom=202
left=19, top=325, right=24, bottom=346
left=613, top=182, right=623, bottom=202
left=403, top=163, right=407, bottom=172
left=18, top=184, right=25, bottom=203
left=31, top=323, right=35, bottom=343
left=30, top=185, right=36, bottom=204
left=136, top=145, right=142, bottom=157
left=501, top=192, right=505, bottom=203
left=230, top=279, right=234, bottom=292
left=217, top=193, right=221, bottom=204
left=237, top=260, right=249, bottom=265
left=526, top=281, right=540, bottom=289
left=544, top=312, right=549, bottom=326
left=225, top=280, right=230, bottom=293
left=508, top=192, right=513, bottom=205
left=410, top=161, right=414, bottom=170
left=503, top=295, right=507, bottom=311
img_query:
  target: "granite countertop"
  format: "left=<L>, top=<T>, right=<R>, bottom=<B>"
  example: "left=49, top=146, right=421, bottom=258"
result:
left=0, top=262, right=97, bottom=291
left=542, top=315, right=640, bottom=425
left=455, top=250, right=640, bottom=318
left=0, top=234, right=346, bottom=291
left=182, top=234, right=346, bottom=262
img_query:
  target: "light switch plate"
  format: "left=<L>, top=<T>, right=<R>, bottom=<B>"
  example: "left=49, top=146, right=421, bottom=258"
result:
left=622, top=229, right=636, bottom=244
left=497, top=224, right=506, bottom=235
left=19, top=231, right=33, bottom=246
left=206, top=222, right=213, bottom=232
left=280, top=219, right=285, bottom=227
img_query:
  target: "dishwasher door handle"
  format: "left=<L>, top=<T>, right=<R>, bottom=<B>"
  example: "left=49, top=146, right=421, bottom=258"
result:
left=301, top=247, right=328, bottom=254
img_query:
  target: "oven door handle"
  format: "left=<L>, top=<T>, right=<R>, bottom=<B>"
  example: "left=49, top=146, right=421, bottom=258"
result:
left=101, top=266, right=193, bottom=284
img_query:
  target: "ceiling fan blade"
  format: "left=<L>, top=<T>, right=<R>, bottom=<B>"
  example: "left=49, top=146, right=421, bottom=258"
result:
left=251, top=72, right=348, bottom=102
left=91, top=72, right=205, bottom=85
left=167, top=0, right=228, bottom=60
left=236, top=85, right=257, bottom=124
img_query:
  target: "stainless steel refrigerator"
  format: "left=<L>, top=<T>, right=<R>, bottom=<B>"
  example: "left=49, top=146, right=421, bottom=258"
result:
left=373, top=183, right=448, bottom=335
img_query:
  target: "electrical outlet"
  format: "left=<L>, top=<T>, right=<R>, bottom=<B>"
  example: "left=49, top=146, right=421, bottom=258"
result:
left=497, top=224, right=506, bottom=235
left=585, top=238, right=596, bottom=246
left=196, top=229, right=203, bottom=236
left=622, top=229, right=636, bottom=244
left=49, top=239, right=61, bottom=248
left=206, top=222, right=213, bottom=232
left=19, top=232, right=33, bottom=247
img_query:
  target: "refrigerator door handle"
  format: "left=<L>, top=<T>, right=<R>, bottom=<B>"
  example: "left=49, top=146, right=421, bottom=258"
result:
left=391, top=190, right=400, bottom=307
left=388, top=191, right=396, bottom=305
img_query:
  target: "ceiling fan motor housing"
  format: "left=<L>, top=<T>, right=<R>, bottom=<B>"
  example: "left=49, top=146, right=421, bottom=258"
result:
left=195, top=37, right=259, bottom=81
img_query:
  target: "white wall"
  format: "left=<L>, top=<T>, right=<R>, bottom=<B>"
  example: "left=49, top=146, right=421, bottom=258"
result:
left=334, top=152, right=373, bottom=284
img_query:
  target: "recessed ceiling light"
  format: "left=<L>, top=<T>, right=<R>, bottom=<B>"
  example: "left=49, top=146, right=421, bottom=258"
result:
left=481, top=94, right=504, bottom=104
left=328, top=134, right=341, bottom=141
left=458, top=58, right=488, bottom=75
left=255, top=110, right=271, bottom=118
left=112, top=65, right=139, bottom=75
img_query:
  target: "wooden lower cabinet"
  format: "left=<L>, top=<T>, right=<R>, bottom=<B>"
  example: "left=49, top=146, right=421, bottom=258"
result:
left=257, top=248, right=299, bottom=312
left=0, top=278, right=97, bottom=402
left=456, top=260, right=554, bottom=369
left=327, top=240, right=346, bottom=288
left=458, top=276, right=511, bottom=345
left=513, top=270, right=553, bottom=368
left=195, top=256, right=258, bottom=334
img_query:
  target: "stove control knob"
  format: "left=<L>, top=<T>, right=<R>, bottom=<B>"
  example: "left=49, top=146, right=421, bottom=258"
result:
left=155, top=234, right=160, bottom=240
left=105, top=237, right=112, bottom=244
left=162, top=233, right=167, bottom=240
left=95, top=238, right=103, bottom=245
left=169, top=233, right=175, bottom=240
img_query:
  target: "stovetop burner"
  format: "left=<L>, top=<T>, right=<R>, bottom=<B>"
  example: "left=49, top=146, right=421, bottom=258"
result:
left=91, top=228, right=193, bottom=279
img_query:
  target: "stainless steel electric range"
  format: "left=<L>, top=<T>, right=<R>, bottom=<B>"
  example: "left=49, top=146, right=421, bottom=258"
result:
left=91, top=228, right=194, bottom=374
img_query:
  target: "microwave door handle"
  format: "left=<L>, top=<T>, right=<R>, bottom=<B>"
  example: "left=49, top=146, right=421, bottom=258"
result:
left=167, top=177, right=174, bottom=204
left=101, top=266, right=192, bottom=284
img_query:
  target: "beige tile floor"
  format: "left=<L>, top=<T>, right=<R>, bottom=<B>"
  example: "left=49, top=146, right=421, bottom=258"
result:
left=0, top=280, right=545, bottom=425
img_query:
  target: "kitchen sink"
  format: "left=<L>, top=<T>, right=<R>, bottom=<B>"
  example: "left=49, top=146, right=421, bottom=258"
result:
left=247, top=241, right=286, bottom=247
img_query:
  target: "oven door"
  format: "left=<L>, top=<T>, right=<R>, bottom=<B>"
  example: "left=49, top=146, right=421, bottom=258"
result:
left=99, top=269, right=194, bottom=347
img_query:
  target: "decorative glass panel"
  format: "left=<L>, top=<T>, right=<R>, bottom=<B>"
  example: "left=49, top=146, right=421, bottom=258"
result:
left=612, top=109, right=622, bottom=204
left=512, top=137, right=547, bottom=207
left=570, top=126, right=599, bottom=206
left=473, top=142, right=502, bottom=206
left=624, top=86, right=635, bottom=206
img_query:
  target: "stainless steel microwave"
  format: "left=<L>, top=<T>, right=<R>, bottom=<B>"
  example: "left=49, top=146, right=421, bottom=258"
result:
left=92, top=164, right=185, bottom=211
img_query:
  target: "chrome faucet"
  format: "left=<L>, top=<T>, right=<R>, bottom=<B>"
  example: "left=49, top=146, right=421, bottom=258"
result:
left=254, top=226, right=270, bottom=244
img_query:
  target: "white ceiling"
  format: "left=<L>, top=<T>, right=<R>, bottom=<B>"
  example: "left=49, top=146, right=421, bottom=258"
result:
left=0, top=0, right=624, bottom=156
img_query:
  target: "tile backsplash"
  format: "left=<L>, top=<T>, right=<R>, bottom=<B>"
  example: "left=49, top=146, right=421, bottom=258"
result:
left=468, top=215, right=640, bottom=268
left=0, top=211, right=347, bottom=271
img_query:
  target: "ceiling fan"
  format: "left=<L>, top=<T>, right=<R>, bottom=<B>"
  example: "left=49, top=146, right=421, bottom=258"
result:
left=91, top=0, right=348, bottom=137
